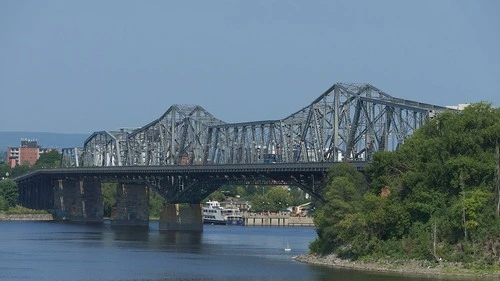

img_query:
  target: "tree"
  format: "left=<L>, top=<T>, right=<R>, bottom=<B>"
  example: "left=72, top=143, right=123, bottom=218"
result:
left=311, top=163, right=367, bottom=256
left=265, top=186, right=292, bottom=212
left=0, top=163, right=10, bottom=179
left=9, top=164, right=31, bottom=178
left=34, top=150, right=61, bottom=169
left=149, top=192, right=164, bottom=218
left=205, top=190, right=226, bottom=202
left=0, top=179, right=18, bottom=207
left=0, top=196, right=9, bottom=211
left=101, top=183, right=116, bottom=217
left=311, top=103, right=500, bottom=264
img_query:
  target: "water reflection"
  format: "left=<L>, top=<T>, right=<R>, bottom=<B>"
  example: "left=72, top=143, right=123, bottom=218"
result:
left=112, top=225, right=150, bottom=242
left=109, top=225, right=204, bottom=253
left=1, top=222, right=488, bottom=281
left=160, top=230, right=202, bottom=249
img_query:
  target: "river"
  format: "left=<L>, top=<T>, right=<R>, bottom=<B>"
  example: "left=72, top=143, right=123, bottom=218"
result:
left=0, top=221, right=485, bottom=281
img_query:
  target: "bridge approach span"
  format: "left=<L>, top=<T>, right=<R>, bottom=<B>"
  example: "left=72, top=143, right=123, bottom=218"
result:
left=16, top=162, right=367, bottom=205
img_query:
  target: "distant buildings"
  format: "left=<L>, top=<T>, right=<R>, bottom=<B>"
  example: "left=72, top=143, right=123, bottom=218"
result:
left=446, top=103, right=470, bottom=110
left=6, top=139, right=56, bottom=168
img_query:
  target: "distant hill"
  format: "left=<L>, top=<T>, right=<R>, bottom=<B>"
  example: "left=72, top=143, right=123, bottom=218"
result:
left=0, top=131, right=89, bottom=151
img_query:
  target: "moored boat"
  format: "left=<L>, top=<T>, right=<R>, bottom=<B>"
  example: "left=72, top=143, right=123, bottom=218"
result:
left=202, top=200, right=243, bottom=225
left=226, top=215, right=244, bottom=226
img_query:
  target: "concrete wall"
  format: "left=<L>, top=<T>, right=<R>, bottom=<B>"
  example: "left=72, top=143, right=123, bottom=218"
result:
left=244, top=215, right=314, bottom=227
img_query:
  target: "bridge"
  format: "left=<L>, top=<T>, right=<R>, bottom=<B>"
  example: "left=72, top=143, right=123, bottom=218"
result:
left=15, top=82, right=451, bottom=231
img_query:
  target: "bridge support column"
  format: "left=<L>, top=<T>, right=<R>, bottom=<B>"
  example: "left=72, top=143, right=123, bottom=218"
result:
left=53, top=179, right=103, bottom=223
left=112, top=183, right=149, bottom=227
left=18, top=177, right=53, bottom=210
left=159, top=204, right=203, bottom=232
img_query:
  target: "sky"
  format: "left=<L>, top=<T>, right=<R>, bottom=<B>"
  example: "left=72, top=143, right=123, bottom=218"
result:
left=1, top=0, right=499, bottom=134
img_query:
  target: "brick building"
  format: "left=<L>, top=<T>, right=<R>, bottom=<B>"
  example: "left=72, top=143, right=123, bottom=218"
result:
left=6, top=139, right=56, bottom=168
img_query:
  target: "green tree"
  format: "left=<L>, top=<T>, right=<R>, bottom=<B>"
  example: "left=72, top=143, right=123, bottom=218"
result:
left=149, top=192, right=164, bottom=218
left=101, top=183, right=116, bottom=217
left=0, top=163, right=10, bottom=179
left=250, top=194, right=270, bottom=212
left=0, top=179, right=18, bottom=207
left=205, top=190, right=226, bottom=202
left=311, top=163, right=367, bottom=256
left=266, top=186, right=292, bottom=212
left=9, top=164, right=31, bottom=178
left=0, top=196, right=9, bottom=211
left=34, top=150, right=61, bottom=169
left=310, top=103, right=500, bottom=263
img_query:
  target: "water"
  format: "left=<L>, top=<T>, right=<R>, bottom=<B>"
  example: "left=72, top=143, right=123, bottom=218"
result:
left=0, top=221, right=485, bottom=281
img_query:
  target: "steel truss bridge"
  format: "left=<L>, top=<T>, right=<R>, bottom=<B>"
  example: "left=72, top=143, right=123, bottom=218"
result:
left=63, top=83, right=448, bottom=167
left=19, top=82, right=451, bottom=205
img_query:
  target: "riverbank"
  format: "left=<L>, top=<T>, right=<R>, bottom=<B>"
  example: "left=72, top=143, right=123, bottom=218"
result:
left=294, top=254, right=500, bottom=279
left=0, top=214, right=53, bottom=221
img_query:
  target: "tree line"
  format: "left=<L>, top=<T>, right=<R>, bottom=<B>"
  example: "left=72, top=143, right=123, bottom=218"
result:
left=311, top=103, right=500, bottom=267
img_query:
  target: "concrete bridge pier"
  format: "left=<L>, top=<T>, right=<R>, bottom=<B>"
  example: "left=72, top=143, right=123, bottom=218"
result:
left=53, top=179, right=103, bottom=223
left=159, top=203, right=203, bottom=232
left=111, top=183, right=149, bottom=227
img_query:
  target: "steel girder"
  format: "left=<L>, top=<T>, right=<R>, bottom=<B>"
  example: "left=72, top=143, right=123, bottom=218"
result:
left=203, top=83, right=450, bottom=164
left=60, top=147, right=83, bottom=167
left=82, top=130, right=131, bottom=166
left=75, top=83, right=451, bottom=168
left=125, top=105, right=224, bottom=166
left=278, top=83, right=450, bottom=162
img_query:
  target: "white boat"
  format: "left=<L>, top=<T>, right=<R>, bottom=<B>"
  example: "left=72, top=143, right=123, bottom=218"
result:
left=284, top=241, right=291, bottom=252
left=202, top=201, right=244, bottom=225
left=226, top=215, right=244, bottom=226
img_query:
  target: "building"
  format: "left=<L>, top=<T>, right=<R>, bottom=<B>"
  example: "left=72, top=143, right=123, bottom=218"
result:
left=6, top=139, right=56, bottom=168
left=446, top=103, right=470, bottom=110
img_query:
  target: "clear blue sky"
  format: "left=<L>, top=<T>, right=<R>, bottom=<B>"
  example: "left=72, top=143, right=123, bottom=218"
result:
left=1, top=1, right=499, bottom=134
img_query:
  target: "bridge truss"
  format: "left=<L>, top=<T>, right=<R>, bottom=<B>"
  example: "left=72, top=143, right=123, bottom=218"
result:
left=64, top=83, right=449, bottom=168
left=55, top=82, right=451, bottom=203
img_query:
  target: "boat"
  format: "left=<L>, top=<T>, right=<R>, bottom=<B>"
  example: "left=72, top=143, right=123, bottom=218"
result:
left=202, top=200, right=244, bottom=225
left=226, top=215, right=244, bottom=226
left=284, top=241, right=291, bottom=252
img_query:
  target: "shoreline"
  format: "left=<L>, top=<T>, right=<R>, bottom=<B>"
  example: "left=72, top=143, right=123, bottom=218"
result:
left=293, top=254, right=500, bottom=279
left=0, top=214, right=53, bottom=221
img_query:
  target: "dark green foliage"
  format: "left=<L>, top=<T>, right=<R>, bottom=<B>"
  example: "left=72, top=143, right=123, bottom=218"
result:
left=311, top=163, right=368, bottom=257
left=33, top=150, right=61, bottom=169
left=205, top=190, right=226, bottom=202
left=9, top=164, right=31, bottom=178
left=0, top=163, right=10, bottom=179
left=102, top=183, right=116, bottom=217
left=311, top=103, right=500, bottom=265
left=250, top=186, right=292, bottom=212
left=0, top=196, right=9, bottom=211
left=0, top=179, right=18, bottom=207
left=149, top=192, right=164, bottom=218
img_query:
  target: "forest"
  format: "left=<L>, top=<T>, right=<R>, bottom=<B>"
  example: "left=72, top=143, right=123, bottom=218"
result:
left=311, top=103, right=500, bottom=267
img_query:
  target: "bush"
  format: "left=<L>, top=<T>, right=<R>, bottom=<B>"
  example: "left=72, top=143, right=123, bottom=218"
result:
left=5, top=205, right=48, bottom=215
left=0, top=196, right=9, bottom=212
left=0, top=179, right=18, bottom=207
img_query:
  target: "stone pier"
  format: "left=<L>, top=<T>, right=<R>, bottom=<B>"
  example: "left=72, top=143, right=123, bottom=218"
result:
left=159, top=203, right=203, bottom=231
left=112, top=183, right=149, bottom=226
left=53, top=179, right=103, bottom=223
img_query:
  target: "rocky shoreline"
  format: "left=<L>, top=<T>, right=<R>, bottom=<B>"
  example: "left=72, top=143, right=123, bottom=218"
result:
left=0, top=214, right=53, bottom=221
left=293, top=254, right=500, bottom=279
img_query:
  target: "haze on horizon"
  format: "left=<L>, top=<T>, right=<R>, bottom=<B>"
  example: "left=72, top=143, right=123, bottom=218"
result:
left=1, top=1, right=499, bottom=134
